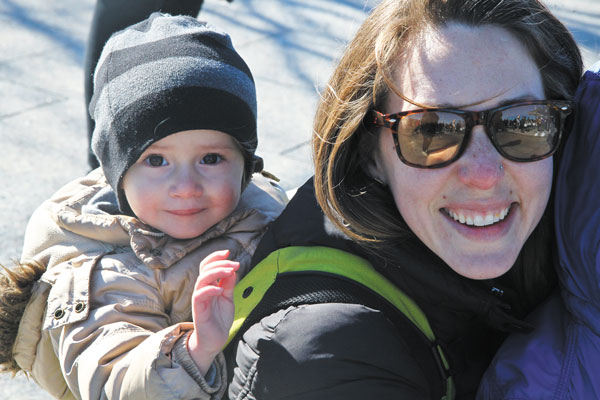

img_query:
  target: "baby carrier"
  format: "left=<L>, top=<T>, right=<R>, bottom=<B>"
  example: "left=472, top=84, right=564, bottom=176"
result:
left=225, top=245, right=455, bottom=400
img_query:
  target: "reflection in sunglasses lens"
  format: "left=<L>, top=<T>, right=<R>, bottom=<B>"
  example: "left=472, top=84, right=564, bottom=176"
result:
left=400, top=112, right=464, bottom=166
left=495, top=105, right=556, bottom=159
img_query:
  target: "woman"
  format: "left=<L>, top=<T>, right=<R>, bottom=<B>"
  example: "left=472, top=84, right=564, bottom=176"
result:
left=226, top=0, right=583, bottom=398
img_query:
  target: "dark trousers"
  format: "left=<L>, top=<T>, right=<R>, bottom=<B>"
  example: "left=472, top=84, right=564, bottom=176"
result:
left=84, top=0, right=204, bottom=168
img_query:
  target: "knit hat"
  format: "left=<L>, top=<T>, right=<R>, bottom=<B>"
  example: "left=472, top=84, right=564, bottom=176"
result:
left=90, top=13, right=261, bottom=213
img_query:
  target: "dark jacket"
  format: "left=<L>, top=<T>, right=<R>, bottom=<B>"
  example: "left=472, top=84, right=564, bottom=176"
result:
left=477, top=62, right=600, bottom=399
left=226, top=176, right=536, bottom=400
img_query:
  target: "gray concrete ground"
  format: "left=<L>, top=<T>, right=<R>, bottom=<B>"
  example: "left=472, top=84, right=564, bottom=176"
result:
left=0, top=0, right=598, bottom=398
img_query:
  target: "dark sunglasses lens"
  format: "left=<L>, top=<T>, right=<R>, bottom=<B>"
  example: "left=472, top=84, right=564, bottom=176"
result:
left=397, top=111, right=465, bottom=166
left=492, top=104, right=559, bottom=160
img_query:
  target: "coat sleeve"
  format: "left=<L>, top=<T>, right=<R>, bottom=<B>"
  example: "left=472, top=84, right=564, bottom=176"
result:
left=43, top=255, right=227, bottom=400
left=228, top=303, right=432, bottom=399
left=475, top=292, right=566, bottom=400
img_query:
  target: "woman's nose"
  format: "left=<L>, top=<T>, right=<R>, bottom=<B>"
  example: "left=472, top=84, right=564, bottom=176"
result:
left=456, top=126, right=504, bottom=190
left=169, top=168, right=202, bottom=198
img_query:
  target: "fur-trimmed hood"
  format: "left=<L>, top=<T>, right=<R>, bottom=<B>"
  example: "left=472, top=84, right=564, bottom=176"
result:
left=0, top=261, right=44, bottom=374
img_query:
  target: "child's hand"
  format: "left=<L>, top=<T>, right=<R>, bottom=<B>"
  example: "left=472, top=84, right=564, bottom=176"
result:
left=187, top=249, right=239, bottom=375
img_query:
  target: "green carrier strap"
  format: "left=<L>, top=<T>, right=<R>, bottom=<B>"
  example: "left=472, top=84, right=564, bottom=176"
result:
left=226, top=246, right=455, bottom=400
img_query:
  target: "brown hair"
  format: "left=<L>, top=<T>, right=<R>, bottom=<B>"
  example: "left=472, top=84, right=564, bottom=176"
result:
left=0, top=261, right=45, bottom=375
left=312, top=0, right=582, bottom=309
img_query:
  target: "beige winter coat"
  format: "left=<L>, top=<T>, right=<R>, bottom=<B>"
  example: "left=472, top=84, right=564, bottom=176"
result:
left=13, top=168, right=286, bottom=400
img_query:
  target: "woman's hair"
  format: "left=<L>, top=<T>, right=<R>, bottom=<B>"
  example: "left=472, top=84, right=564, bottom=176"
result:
left=312, top=0, right=583, bottom=309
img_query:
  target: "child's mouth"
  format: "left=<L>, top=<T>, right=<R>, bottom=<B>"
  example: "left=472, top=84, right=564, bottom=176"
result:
left=167, top=208, right=204, bottom=216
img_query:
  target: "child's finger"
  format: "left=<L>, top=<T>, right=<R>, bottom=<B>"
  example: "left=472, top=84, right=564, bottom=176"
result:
left=199, top=259, right=240, bottom=275
left=193, top=285, right=225, bottom=305
left=192, top=286, right=225, bottom=323
left=219, top=270, right=238, bottom=294
left=194, top=267, right=236, bottom=291
left=200, top=249, right=230, bottom=269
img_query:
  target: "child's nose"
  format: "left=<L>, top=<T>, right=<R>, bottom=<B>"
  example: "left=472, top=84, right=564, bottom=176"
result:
left=169, top=168, right=203, bottom=198
left=456, top=126, right=504, bottom=190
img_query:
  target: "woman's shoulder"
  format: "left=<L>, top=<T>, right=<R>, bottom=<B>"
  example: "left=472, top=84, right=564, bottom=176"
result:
left=229, top=302, right=432, bottom=399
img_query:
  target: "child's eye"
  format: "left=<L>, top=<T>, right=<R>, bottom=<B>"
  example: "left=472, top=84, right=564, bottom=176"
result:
left=144, top=154, right=167, bottom=167
left=200, top=154, right=223, bottom=165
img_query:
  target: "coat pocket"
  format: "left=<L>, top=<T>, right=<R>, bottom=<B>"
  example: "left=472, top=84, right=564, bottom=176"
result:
left=43, top=253, right=103, bottom=330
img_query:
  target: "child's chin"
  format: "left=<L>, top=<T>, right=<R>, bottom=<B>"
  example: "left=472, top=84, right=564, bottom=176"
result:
left=169, top=231, right=203, bottom=240
left=163, top=226, right=206, bottom=240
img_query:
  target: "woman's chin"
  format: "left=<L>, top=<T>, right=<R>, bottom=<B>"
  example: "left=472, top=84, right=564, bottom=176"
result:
left=442, top=252, right=516, bottom=280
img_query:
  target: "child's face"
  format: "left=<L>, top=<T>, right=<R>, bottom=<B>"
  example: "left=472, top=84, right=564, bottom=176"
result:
left=122, top=130, right=245, bottom=239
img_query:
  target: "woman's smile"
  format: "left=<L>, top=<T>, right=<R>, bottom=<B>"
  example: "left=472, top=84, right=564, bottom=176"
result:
left=440, top=203, right=516, bottom=241
left=441, top=203, right=513, bottom=228
left=444, top=206, right=510, bottom=227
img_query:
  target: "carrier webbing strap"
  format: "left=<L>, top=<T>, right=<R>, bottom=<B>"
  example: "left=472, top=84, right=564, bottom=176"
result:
left=226, top=246, right=455, bottom=400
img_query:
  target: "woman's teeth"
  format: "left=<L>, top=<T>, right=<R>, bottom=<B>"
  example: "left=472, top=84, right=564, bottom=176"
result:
left=446, top=207, right=510, bottom=227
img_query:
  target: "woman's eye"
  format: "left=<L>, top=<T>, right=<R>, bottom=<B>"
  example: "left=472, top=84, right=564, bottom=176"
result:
left=145, top=154, right=167, bottom=167
left=200, top=153, right=223, bottom=165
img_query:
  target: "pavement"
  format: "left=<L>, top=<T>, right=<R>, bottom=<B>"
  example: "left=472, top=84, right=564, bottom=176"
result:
left=0, top=0, right=598, bottom=398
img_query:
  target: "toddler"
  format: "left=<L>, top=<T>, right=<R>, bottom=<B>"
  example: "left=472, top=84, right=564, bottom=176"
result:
left=0, top=13, right=285, bottom=399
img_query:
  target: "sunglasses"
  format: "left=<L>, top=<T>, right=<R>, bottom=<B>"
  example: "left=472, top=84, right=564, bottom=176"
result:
left=370, top=100, right=572, bottom=168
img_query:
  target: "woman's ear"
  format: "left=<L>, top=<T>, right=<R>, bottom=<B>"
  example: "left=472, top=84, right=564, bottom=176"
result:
left=366, top=158, right=387, bottom=186
left=358, top=126, right=387, bottom=186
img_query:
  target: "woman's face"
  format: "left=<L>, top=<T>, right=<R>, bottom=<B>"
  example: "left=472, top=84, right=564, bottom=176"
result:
left=372, top=24, right=552, bottom=279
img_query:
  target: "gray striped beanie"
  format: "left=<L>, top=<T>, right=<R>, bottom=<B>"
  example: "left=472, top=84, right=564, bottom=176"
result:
left=90, top=13, right=260, bottom=213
